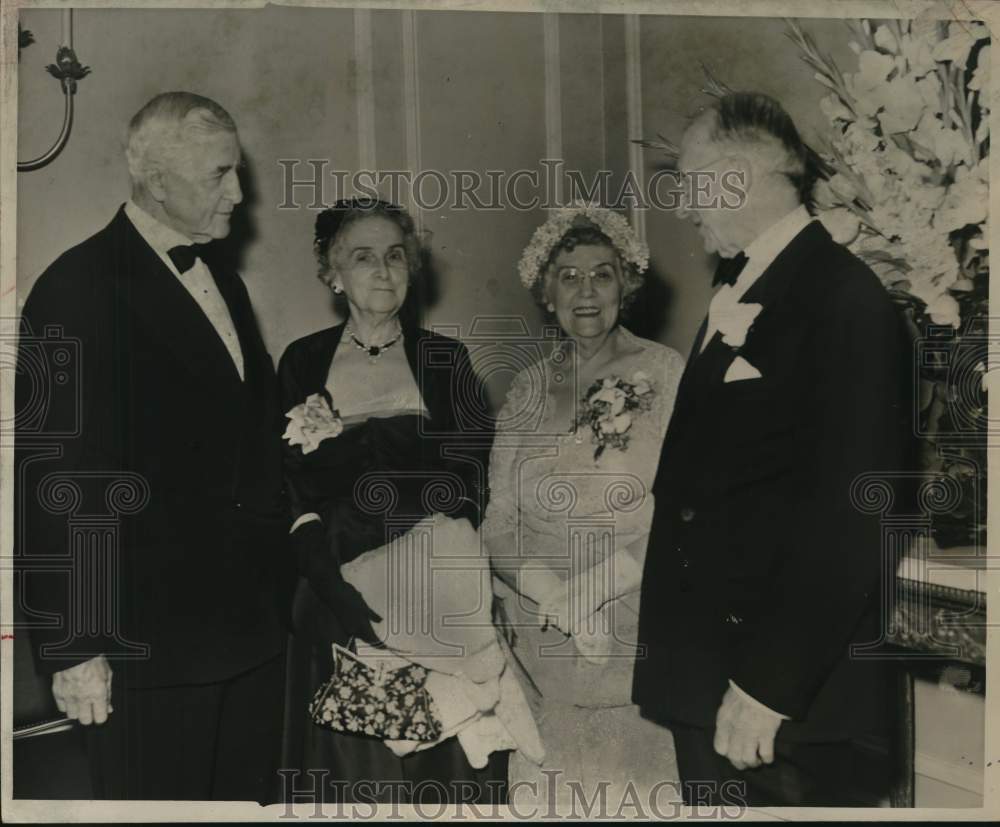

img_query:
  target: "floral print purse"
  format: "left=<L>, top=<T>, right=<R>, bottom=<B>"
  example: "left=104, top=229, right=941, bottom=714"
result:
left=308, top=644, right=443, bottom=742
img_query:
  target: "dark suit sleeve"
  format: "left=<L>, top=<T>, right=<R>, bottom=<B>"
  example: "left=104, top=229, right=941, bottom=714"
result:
left=276, top=344, right=316, bottom=526
left=731, top=266, right=907, bottom=719
left=16, top=256, right=124, bottom=674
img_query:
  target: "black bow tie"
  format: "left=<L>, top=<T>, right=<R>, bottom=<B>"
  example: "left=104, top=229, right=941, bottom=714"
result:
left=167, top=244, right=202, bottom=274
left=713, top=252, right=749, bottom=287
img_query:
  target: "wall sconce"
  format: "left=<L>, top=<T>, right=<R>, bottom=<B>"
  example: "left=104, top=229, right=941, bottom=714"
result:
left=17, top=9, right=91, bottom=173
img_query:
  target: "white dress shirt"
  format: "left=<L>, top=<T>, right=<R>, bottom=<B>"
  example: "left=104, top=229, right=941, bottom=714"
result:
left=124, top=200, right=245, bottom=380
left=702, top=205, right=814, bottom=353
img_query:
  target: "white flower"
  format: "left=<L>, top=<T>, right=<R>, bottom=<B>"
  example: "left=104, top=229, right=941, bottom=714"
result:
left=611, top=413, right=632, bottom=434
left=931, top=22, right=990, bottom=69
left=915, top=74, right=943, bottom=109
left=610, top=392, right=627, bottom=416
left=632, top=371, right=652, bottom=395
left=901, top=30, right=938, bottom=76
left=978, top=364, right=999, bottom=394
left=283, top=393, right=343, bottom=454
left=820, top=94, right=855, bottom=123
left=712, top=287, right=763, bottom=349
left=926, top=293, right=961, bottom=327
left=936, top=167, right=988, bottom=232
left=847, top=51, right=895, bottom=114
left=819, top=208, right=861, bottom=245
left=913, top=110, right=973, bottom=168
left=589, top=386, right=619, bottom=406
left=875, top=77, right=927, bottom=134
left=970, top=45, right=990, bottom=91
left=874, top=25, right=898, bottom=54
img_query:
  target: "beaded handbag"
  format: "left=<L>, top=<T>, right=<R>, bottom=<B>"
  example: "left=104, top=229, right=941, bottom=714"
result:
left=308, top=644, right=442, bottom=742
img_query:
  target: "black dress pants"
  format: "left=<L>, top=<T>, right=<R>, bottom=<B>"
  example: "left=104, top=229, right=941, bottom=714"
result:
left=88, top=653, right=285, bottom=801
left=671, top=724, right=886, bottom=808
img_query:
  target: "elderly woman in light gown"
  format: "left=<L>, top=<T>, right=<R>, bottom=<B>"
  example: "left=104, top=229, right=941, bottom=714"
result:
left=481, top=206, right=685, bottom=808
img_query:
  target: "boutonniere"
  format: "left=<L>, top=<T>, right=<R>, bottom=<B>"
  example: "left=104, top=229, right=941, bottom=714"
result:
left=283, top=393, right=343, bottom=454
left=572, top=371, right=655, bottom=460
left=713, top=286, right=763, bottom=350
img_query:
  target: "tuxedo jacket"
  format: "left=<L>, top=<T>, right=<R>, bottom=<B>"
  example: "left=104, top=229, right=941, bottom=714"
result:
left=15, top=206, right=291, bottom=688
left=633, top=221, right=910, bottom=741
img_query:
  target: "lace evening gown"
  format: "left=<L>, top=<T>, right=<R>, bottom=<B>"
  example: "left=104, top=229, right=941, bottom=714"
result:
left=481, top=327, right=685, bottom=809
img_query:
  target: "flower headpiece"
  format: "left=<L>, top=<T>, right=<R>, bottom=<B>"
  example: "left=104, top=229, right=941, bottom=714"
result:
left=517, top=204, right=650, bottom=289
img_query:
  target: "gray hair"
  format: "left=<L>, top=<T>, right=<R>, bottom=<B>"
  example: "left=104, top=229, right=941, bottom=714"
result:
left=125, top=92, right=237, bottom=184
left=699, top=92, right=809, bottom=201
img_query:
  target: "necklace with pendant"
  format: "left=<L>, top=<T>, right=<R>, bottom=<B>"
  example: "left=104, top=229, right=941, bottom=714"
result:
left=347, top=321, right=403, bottom=364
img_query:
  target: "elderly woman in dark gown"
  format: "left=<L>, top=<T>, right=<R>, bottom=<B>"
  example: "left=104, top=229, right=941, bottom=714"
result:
left=280, top=199, right=530, bottom=805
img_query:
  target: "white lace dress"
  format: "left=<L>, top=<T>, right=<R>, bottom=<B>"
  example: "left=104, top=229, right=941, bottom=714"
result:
left=481, top=327, right=685, bottom=808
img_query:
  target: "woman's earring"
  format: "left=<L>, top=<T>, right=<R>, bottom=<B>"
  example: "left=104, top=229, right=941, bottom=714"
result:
left=546, top=303, right=555, bottom=312
left=332, top=283, right=343, bottom=295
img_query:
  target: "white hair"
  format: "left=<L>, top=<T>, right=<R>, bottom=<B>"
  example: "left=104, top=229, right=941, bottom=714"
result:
left=125, top=92, right=236, bottom=185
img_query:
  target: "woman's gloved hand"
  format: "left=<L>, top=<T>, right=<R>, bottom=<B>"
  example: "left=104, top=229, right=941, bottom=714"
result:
left=291, top=519, right=382, bottom=645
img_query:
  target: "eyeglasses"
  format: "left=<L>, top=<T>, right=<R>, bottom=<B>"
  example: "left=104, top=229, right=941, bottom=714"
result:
left=555, top=264, right=618, bottom=286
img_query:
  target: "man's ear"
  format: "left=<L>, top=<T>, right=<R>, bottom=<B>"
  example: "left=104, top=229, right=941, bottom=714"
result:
left=716, top=154, right=754, bottom=211
left=145, top=166, right=168, bottom=204
left=729, top=154, right=754, bottom=194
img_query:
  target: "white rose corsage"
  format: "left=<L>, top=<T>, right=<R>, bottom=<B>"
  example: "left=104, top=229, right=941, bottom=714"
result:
left=712, top=285, right=763, bottom=349
left=283, top=393, right=344, bottom=454
left=572, top=371, right=655, bottom=460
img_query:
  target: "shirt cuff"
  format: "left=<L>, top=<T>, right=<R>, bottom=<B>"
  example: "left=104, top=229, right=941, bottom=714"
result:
left=728, top=680, right=791, bottom=721
left=290, top=513, right=321, bottom=534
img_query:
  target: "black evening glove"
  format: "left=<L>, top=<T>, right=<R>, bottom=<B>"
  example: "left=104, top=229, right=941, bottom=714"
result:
left=291, top=519, right=383, bottom=646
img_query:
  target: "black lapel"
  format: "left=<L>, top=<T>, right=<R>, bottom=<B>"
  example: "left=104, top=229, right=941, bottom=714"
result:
left=403, top=326, right=447, bottom=425
left=674, top=316, right=709, bottom=401
left=207, top=263, right=269, bottom=390
left=688, top=317, right=709, bottom=362
left=113, top=207, right=244, bottom=390
left=684, top=220, right=829, bottom=388
left=738, top=220, right=827, bottom=323
left=306, top=323, right=346, bottom=404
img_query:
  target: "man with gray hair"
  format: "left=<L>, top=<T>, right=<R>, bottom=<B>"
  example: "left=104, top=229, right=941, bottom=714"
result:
left=16, top=92, right=291, bottom=800
left=634, top=92, right=909, bottom=805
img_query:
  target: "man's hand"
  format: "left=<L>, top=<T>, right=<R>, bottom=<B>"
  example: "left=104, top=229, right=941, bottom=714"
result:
left=713, top=685, right=781, bottom=770
left=52, top=655, right=113, bottom=725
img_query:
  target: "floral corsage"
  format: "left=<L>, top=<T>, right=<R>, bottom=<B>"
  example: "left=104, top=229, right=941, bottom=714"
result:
left=283, top=392, right=344, bottom=454
left=573, top=371, right=654, bottom=460
left=712, top=286, right=762, bottom=350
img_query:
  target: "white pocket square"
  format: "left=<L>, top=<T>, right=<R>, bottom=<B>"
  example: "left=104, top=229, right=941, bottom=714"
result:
left=724, top=355, right=762, bottom=383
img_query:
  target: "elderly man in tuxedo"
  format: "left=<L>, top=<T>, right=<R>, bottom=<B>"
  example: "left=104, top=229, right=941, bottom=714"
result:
left=15, top=92, right=290, bottom=800
left=633, top=92, right=909, bottom=806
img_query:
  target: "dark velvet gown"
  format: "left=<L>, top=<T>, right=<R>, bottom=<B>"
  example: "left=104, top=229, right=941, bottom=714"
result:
left=278, top=322, right=506, bottom=804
